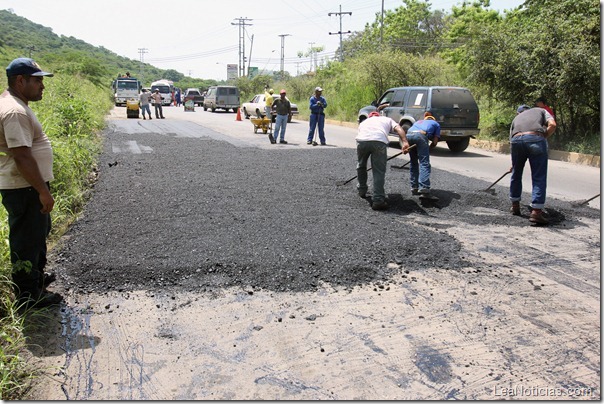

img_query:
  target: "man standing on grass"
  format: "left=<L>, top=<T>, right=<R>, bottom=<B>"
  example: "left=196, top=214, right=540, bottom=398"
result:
left=0, top=58, right=63, bottom=308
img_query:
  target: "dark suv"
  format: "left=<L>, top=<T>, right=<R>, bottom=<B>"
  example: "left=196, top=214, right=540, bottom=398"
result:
left=358, top=86, right=480, bottom=152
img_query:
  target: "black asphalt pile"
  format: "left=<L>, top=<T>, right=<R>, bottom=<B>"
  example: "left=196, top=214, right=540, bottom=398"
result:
left=53, top=130, right=598, bottom=295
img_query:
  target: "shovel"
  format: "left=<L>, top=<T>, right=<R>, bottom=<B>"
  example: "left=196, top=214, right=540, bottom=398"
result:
left=571, top=193, right=600, bottom=207
left=337, top=145, right=416, bottom=186
left=483, top=167, right=512, bottom=192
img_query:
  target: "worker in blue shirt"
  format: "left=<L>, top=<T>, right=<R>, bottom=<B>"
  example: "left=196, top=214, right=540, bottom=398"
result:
left=406, top=111, right=441, bottom=196
left=307, top=87, right=328, bottom=145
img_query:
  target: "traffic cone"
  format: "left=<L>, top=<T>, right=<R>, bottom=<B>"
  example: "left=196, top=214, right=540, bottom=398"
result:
left=236, top=107, right=242, bottom=121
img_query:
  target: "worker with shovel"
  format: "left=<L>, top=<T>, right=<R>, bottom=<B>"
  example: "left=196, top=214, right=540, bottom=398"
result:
left=356, top=111, right=410, bottom=211
left=406, top=111, right=441, bottom=197
left=509, top=104, right=556, bottom=224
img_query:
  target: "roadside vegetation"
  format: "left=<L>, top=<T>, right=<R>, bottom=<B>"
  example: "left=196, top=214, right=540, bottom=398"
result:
left=0, top=0, right=599, bottom=398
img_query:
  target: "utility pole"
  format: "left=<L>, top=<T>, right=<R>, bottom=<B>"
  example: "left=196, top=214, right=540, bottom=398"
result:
left=138, top=48, right=148, bottom=82
left=278, top=34, right=291, bottom=79
left=328, top=5, right=352, bottom=62
left=308, top=42, right=315, bottom=72
left=231, top=17, right=253, bottom=77
left=26, top=45, right=36, bottom=58
left=380, top=0, right=385, bottom=48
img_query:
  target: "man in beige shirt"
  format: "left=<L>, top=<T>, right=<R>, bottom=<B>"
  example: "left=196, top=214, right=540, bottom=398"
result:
left=0, top=58, right=62, bottom=308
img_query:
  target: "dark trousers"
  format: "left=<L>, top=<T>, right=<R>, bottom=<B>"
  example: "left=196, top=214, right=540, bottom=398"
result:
left=155, top=103, right=164, bottom=118
left=0, top=185, right=51, bottom=297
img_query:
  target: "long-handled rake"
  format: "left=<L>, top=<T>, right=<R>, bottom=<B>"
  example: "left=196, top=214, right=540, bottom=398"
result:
left=571, top=193, right=600, bottom=207
left=482, top=168, right=512, bottom=193
left=336, top=145, right=416, bottom=186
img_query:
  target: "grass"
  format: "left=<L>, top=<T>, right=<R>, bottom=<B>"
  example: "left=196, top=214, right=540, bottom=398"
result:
left=0, top=73, right=112, bottom=399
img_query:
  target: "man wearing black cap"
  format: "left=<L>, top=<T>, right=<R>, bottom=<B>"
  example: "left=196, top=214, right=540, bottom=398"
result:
left=509, top=104, right=557, bottom=224
left=0, top=57, right=63, bottom=308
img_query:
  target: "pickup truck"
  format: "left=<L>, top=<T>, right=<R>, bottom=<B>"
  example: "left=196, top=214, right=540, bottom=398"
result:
left=183, top=88, right=204, bottom=106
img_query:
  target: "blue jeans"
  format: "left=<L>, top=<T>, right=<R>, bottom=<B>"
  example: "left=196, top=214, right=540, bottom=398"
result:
left=406, top=132, right=431, bottom=191
left=308, top=113, right=325, bottom=143
left=273, top=114, right=288, bottom=141
left=510, top=134, right=548, bottom=209
left=357, top=141, right=388, bottom=203
left=141, top=104, right=151, bottom=118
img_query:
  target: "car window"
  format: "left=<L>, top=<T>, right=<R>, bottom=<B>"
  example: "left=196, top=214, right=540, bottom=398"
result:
left=390, top=90, right=406, bottom=107
left=431, top=88, right=477, bottom=109
left=407, top=90, right=428, bottom=108
left=228, top=88, right=238, bottom=95
left=378, top=91, right=394, bottom=105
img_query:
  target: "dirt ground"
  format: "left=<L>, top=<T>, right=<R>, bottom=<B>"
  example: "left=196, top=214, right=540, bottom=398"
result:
left=22, top=120, right=600, bottom=400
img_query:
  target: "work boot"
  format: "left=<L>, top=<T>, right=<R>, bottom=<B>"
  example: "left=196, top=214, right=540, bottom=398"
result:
left=268, top=134, right=276, bottom=144
left=279, top=140, right=288, bottom=144
left=419, top=188, right=430, bottom=195
left=510, top=202, right=521, bottom=216
left=18, top=291, right=63, bottom=310
left=307, top=140, right=312, bottom=145
left=371, top=200, right=389, bottom=211
left=411, top=188, right=420, bottom=195
left=529, top=209, right=548, bottom=224
left=43, top=272, right=56, bottom=288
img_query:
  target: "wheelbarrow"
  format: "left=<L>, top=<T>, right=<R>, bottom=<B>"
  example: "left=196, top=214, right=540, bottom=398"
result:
left=250, top=116, right=272, bottom=134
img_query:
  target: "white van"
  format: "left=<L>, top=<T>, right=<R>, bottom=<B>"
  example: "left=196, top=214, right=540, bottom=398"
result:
left=203, top=86, right=240, bottom=112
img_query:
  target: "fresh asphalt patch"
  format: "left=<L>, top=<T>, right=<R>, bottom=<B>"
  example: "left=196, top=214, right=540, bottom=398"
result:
left=52, top=128, right=598, bottom=296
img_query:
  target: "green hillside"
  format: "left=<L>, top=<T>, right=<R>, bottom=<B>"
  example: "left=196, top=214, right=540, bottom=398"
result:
left=0, top=9, right=218, bottom=89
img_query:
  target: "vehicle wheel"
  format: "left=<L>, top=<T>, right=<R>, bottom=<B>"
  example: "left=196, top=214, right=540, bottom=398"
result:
left=254, top=127, right=258, bottom=134
left=287, top=114, right=292, bottom=123
left=446, top=137, right=470, bottom=153
left=243, top=108, right=250, bottom=119
left=203, top=105, right=207, bottom=111
left=211, top=105, right=216, bottom=112
left=233, top=108, right=238, bottom=113
left=255, top=109, right=262, bottom=118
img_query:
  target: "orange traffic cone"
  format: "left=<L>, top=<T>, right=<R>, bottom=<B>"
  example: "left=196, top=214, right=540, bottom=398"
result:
left=236, top=107, right=242, bottom=121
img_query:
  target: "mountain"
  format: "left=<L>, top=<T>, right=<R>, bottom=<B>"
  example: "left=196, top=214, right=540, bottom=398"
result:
left=0, top=9, right=177, bottom=86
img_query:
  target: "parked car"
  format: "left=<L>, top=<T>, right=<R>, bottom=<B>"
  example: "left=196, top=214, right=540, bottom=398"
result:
left=203, top=85, right=240, bottom=112
left=358, top=86, right=480, bottom=152
left=241, top=93, right=299, bottom=123
left=183, top=88, right=204, bottom=106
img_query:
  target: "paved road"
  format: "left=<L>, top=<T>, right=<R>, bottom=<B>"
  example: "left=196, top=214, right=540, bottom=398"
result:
left=139, top=106, right=600, bottom=209
left=25, top=106, right=600, bottom=400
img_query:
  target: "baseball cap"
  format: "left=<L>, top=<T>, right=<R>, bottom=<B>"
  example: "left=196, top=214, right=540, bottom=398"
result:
left=280, top=89, right=286, bottom=94
left=269, top=88, right=274, bottom=94
left=368, top=111, right=380, bottom=118
left=315, top=87, right=323, bottom=92
left=6, top=58, right=53, bottom=77
left=517, top=104, right=531, bottom=113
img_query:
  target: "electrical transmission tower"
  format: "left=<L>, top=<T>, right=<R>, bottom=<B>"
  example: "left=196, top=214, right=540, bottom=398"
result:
left=231, top=17, right=253, bottom=77
left=328, top=5, right=352, bottom=62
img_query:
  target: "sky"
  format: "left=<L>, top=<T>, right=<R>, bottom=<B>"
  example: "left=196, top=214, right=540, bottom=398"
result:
left=3, top=0, right=525, bottom=81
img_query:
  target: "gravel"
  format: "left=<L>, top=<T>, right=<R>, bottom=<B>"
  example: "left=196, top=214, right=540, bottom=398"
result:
left=52, top=128, right=598, bottom=295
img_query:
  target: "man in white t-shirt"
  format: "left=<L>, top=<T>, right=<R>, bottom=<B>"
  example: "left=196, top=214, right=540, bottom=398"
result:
left=356, top=111, right=409, bottom=211
left=0, top=58, right=63, bottom=308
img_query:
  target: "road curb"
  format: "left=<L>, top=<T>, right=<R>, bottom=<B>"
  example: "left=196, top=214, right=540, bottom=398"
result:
left=310, top=117, right=601, bottom=168
left=469, top=139, right=600, bottom=168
